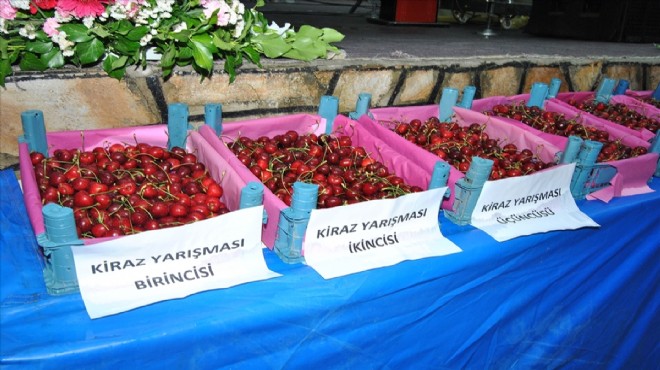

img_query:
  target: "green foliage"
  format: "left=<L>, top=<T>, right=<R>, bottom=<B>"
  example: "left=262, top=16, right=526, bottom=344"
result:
left=0, top=1, right=344, bottom=86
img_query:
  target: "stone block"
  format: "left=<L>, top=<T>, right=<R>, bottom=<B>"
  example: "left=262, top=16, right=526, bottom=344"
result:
left=395, top=69, right=439, bottom=105
left=162, top=68, right=329, bottom=115
left=569, top=62, right=602, bottom=91
left=603, top=64, right=643, bottom=90
left=645, top=65, right=660, bottom=91
left=333, top=69, right=400, bottom=111
left=441, top=72, right=476, bottom=101
left=480, top=67, right=522, bottom=97
left=0, top=76, right=159, bottom=157
left=522, top=66, right=568, bottom=94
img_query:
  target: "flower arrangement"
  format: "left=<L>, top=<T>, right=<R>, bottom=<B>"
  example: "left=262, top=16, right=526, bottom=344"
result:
left=0, top=0, right=344, bottom=86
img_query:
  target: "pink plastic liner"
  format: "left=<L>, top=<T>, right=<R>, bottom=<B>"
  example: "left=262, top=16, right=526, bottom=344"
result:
left=471, top=95, right=658, bottom=199
left=364, top=104, right=563, bottom=209
left=200, top=113, right=432, bottom=249
left=19, top=125, right=249, bottom=246
left=625, top=90, right=652, bottom=99
left=553, top=92, right=657, bottom=141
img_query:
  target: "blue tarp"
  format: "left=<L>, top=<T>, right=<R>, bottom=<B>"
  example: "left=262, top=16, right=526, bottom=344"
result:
left=1, top=168, right=659, bottom=369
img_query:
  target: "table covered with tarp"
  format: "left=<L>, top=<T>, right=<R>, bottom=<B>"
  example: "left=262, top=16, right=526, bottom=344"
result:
left=1, top=168, right=658, bottom=369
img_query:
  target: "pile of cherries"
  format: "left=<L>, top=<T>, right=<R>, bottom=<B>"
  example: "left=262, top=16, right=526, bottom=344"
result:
left=637, top=97, right=660, bottom=109
left=564, top=99, right=659, bottom=134
left=390, top=116, right=555, bottom=180
left=484, top=103, right=648, bottom=162
left=30, top=143, right=228, bottom=239
left=227, top=130, right=422, bottom=208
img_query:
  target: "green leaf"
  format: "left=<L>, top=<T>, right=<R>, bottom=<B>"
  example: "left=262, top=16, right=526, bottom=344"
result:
left=287, top=37, right=326, bottom=61
left=177, top=46, right=193, bottom=61
left=283, top=38, right=328, bottom=61
left=103, top=55, right=117, bottom=71
left=212, top=32, right=235, bottom=51
left=26, top=41, right=53, bottom=54
left=112, top=37, right=140, bottom=55
left=102, top=54, right=128, bottom=80
left=321, top=28, right=345, bottom=43
left=0, top=37, right=8, bottom=59
left=296, top=25, right=323, bottom=40
left=252, top=34, right=291, bottom=58
left=19, top=53, right=48, bottom=71
left=90, top=25, right=112, bottom=38
left=172, top=30, right=193, bottom=42
left=160, top=46, right=176, bottom=69
left=76, top=38, right=105, bottom=65
left=242, top=45, right=261, bottom=66
left=106, top=66, right=126, bottom=80
left=114, top=20, right=134, bottom=36
left=104, top=54, right=128, bottom=71
left=58, top=24, right=94, bottom=42
left=0, top=58, right=12, bottom=87
left=41, top=48, right=64, bottom=69
left=126, top=26, right=149, bottom=42
left=224, top=60, right=237, bottom=83
left=191, top=34, right=218, bottom=54
left=189, top=40, right=213, bottom=72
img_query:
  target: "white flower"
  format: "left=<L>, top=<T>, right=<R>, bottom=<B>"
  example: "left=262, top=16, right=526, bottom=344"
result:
left=83, top=16, right=94, bottom=28
left=139, top=33, right=153, bottom=47
left=18, top=23, right=36, bottom=39
left=9, top=0, right=29, bottom=10
left=54, top=31, right=75, bottom=57
left=228, top=12, right=236, bottom=25
left=0, top=19, right=7, bottom=34
left=231, top=1, right=245, bottom=15
left=268, top=21, right=291, bottom=36
left=172, top=22, right=187, bottom=33
left=55, top=12, right=73, bottom=23
left=232, top=19, right=245, bottom=38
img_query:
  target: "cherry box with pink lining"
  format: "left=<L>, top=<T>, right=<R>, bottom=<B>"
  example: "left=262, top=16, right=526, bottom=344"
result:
left=18, top=122, right=254, bottom=295
left=625, top=90, right=660, bottom=110
left=553, top=91, right=659, bottom=142
left=471, top=94, right=659, bottom=201
left=198, top=113, right=435, bottom=261
left=361, top=104, right=563, bottom=215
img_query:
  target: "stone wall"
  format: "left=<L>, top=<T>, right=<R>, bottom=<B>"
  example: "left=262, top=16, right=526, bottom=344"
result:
left=1, top=57, right=658, bottom=169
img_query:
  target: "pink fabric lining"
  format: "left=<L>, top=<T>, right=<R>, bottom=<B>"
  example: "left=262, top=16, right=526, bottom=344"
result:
left=471, top=95, right=657, bottom=200
left=553, top=92, right=657, bottom=141
left=19, top=125, right=250, bottom=246
left=201, top=113, right=432, bottom=249
left=364, top=104, right=563, bottom=209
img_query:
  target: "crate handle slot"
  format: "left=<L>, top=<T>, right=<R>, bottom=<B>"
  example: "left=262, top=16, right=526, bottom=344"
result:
left=318, top=96, right=339, bottom=134
left=20, top=110, right=49, bottom=156
left=167, top=103, right=190, bottom=150
left=457, top=86, right=476, bottom=109
left=439, top=87, right=459, bottom=123
left=204, top=103, right=223, bottom=135
left=547, top=78, right=562, bottom=99
left=527, top=82, right=549, bottom=108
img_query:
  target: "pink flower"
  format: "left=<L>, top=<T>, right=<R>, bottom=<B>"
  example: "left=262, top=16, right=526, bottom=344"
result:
left=201, top=0, right=231, bottom=27
left=56, top=0, right=114, bottom=18
left=0, top=0, right=17, bottom=20
left=115, top=0, right=144, bottom=18
left=43, top=17, right=60, bottom=37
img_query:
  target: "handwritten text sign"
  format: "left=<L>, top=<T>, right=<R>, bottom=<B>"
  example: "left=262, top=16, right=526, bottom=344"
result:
left=72, top=206, right=280, bottom=319
left=471, top=163, right=599, bottom=241
left=304, top=187, right=461, bottom=279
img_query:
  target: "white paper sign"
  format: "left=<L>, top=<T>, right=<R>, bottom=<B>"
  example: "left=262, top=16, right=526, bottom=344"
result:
left=303, top=187, right=462, bottom=279
left=72, top=206, right=280, bottom=319
left=471, top=163, right=599, bottom=241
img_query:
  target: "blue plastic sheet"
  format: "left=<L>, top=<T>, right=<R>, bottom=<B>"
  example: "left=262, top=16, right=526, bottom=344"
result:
left=1, top=168, right=659, bottom=369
